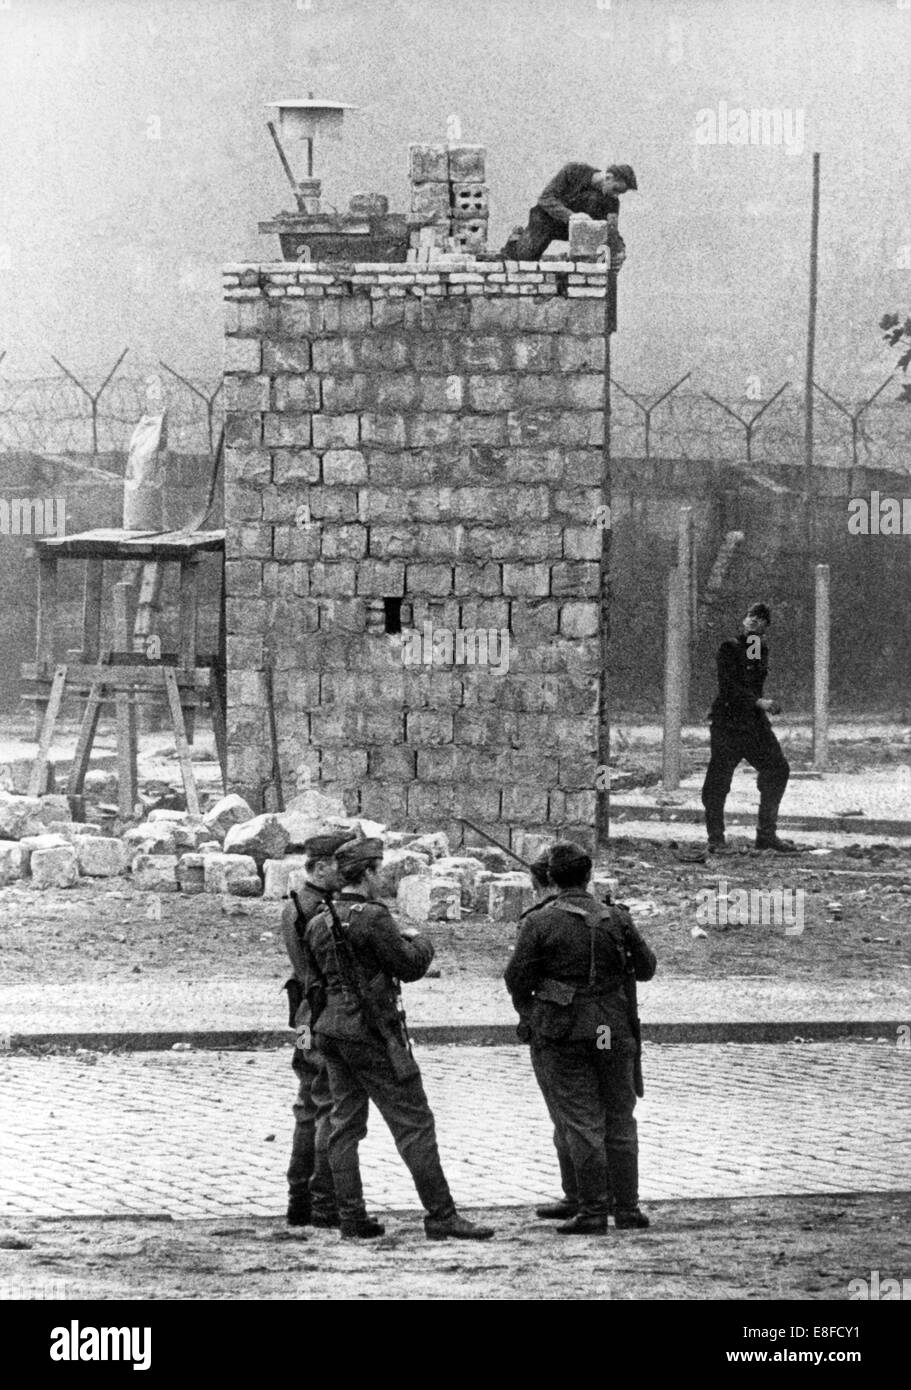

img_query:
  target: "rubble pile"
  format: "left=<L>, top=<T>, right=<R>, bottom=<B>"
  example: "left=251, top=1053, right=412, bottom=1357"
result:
left=0, top=789, right=539, bottom=921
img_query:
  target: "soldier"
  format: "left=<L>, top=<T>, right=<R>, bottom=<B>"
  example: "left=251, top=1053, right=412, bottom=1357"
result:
left=505, top=841, right=656, bottom=1235
left=701, top=602, right=796, bottom=854
left=281, top=831, right=355, bottom=1228
left=305, top=838, right=495, bottom=1241
left=515, top=854, right=579, bottom=1222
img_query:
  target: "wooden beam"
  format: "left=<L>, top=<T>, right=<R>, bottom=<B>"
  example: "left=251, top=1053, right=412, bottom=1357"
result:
left=163, top=665, right=201, bottom=818
left=113, top=582, right=138, bottom=818
left=80, top=560, right=104, bottom=663
left=67, top=678, right=107, bottom=796
left=27, top=664, right=67, bottom=797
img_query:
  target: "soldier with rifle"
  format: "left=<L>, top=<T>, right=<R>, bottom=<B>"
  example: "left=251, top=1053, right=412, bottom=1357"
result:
left=504, top=840, right=656, bottom=1235
left=304, top=837, right=495, bottom=1241
left=281, top=831, right=356, bottom=1228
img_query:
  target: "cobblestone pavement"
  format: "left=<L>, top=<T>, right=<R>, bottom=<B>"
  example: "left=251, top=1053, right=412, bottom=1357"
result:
left=1, top=1042, right=907, bottom=1220
left=3, top=975, right=909, bottom=1035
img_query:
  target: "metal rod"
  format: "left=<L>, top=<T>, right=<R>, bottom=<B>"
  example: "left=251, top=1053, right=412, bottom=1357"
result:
left=267, top=121, right=305, bottom=212
left=812, top=563, right=830, bottom=769
left=662, top=567, right=685, bottom=791
left=457, top=816, right=532, bottom=871
left=805, top=152, right=821, bottom=531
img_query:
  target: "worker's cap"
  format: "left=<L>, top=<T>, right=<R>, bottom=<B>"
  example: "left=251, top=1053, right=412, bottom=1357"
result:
left=300, top=831, right=358, bottom=859
left=548, top=840, right=593, bottom=878
left=607, top=163, right=638, bottom=191
left=747, top=602, right=772, bottom=625
left=335, top=836, right=384, bottom=874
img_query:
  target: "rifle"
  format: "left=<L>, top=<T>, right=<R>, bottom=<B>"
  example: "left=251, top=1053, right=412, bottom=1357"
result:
left=288, top=890, right=327, bottom=1033
left=317, top=894, right=420, bottom=1084
left=460, top=817, right=645, bottom=1092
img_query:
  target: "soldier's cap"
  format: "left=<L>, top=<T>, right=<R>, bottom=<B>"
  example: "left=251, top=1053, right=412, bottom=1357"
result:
left=607, top=162, right=638, bottom=191
left=335, top=836, right=384, bottom=871
left=301, top=831, right=358, bottom=859
left=548, top=840, right=593, bottom=877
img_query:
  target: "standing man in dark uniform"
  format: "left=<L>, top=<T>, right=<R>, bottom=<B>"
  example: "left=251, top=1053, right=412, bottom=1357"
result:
left=502, top=161, right=638, bottom=263
left=701, top=602, right=796, bottom=854
left=281, top=831, right=355, bottom=1228
left=505, top=841, right=656, bottom=1235
left=306, top=837, right=495, bottom=1241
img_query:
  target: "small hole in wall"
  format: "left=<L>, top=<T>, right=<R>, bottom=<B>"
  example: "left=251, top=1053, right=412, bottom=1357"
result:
left=383, top=597, right=403, bottom=634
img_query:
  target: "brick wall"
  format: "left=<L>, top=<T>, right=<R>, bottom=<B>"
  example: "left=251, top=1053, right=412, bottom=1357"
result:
left=222, top=258, right=607, bottom=850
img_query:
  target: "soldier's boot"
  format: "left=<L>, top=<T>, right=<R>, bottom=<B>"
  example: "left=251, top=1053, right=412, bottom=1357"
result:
left=609, top=1150, right=650, bottom=1230
left=339, top=1214, right=385, bottom=1239
left=424, top=1212, right=495, bottom=1241
left=755, top=834, right=800, bottom=854
left=310, top=1206, right=340, bottom=1229
left=536, top=1199, right=579, bottom=1220
left=286, top=1189, right=311, bottom=1227
left=555, top=1212, right=608, bottom=1235
left=614, top=1208, right=651, bottom=1229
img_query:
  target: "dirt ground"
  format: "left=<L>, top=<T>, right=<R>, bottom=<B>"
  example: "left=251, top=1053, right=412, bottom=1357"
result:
left=1, top=836, right=907, bottom=999
left=2, top=1193, right=908, bottom=1301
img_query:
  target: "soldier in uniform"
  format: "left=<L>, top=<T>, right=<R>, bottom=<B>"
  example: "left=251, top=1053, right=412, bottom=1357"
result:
left=305, top=838, right=495, bottom=1241
left=505, top=841, right=656, bottom=1235
left=281, top=831, right=355, bottom=1228
left=701, top=602, right=796, bottom=854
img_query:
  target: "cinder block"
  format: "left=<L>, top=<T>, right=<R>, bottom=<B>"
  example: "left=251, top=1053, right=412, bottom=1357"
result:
left=430, top=855, right=486, bottom=905
left=410, top=181, right=451, bottom=219
left=273, top=450, right=320, bottom=484
left=360, top=413, right=407, bottom=447
left=451, top=183, right=489, bottom=218
left=408, top=143, right=450, bottom=183
left=264, top=339, right=312, bottom=373
left=123, top=822, right=179, bottom=856
left=262, top=855, right=310, bottom=900
left=448, top=144, right=486, bottom=181
left=568, top=213, right=608, bottom=258
left=322, top=449, right=368, bottom=485
left=321, top=374, right=370, bottom=411
left=264, top=414, right=312, bottom=447
left=177, top=852, right=207, bottom=895
left=407, top=831, right=451, bottom=860
left=203, top=852, right=262, bottom=896
left=405, top=710, right=454, bottom=745
left=397, top=873, right=461, bottom=922
left=0, top=840, right=23, bottom=884
left=502, top=563, right=551, bottom=596
left=321, top=299, right=372, bottom=333
left=405, top=563, right=454, bottom=596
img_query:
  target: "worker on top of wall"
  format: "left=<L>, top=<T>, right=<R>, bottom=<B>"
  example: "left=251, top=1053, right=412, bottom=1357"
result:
left=502, top=162, right=637, bottom=264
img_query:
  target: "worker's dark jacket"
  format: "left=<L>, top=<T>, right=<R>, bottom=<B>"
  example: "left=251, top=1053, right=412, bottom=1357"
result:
left=710, top=634, right=768, bottom=725
left=282, top=881, right=330, bottom=1031
left=504, top=890, right=655, bottom=1044
left=304, top=891, right=434, bottom=1044
left=536, top=161, right=624, bottom=250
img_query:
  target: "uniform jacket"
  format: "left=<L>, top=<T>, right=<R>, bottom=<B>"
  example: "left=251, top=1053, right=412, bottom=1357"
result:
left=710, top=632, right=769, bottom=724
left=304, top=890, right=435, bottom=1043
left=504, top=889, right=656, bottom=1043
left=282, top=881, right=330, bottom=1030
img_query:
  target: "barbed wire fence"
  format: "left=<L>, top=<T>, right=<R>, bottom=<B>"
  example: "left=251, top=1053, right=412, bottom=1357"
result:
left=0, top=354, right=222, bottom=457
left=0, top=351, right=909, bottom=468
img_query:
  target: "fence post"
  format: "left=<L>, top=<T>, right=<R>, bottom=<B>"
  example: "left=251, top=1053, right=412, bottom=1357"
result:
left=813, top=563, right=830, bottom=770
left=663, top=566, right=686, bottom=791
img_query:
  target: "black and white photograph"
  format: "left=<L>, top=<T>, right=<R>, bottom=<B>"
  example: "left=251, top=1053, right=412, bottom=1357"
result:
left=0, top=0, right=909, bottom=1338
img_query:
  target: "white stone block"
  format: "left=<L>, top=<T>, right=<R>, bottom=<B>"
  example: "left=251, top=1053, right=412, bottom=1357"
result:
left=224, top=813, right=289, bottom=866
left=397, top=874, right=461, bottom=921
left=262, top=855, right=310, bottom=900
left=202, top=794, right=255, bottom=840
left=376, top=849, right=431, bottom=898
left=75, top=836, right=129, bottom=878
left=124, top=822, right=179, bottom=855
left=131, top=853, right=179, bottom=892
left=487, top=872, right=535, bottom=921
left=204, top=852, right=261, bottom=896
left=0, top=840, right=23, bottom=885
left=407, top=832, right=450, bottom=860
left=30, top=843, right=79, bottom=889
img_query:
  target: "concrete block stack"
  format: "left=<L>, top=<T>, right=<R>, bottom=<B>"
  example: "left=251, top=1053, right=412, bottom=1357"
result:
left=222, top=256, right=607, bottom=853
left=408, top=143, right=489, bottom=257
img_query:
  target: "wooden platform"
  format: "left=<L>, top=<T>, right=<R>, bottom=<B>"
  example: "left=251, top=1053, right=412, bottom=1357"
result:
left=23, top=528, right=227, bottom=814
